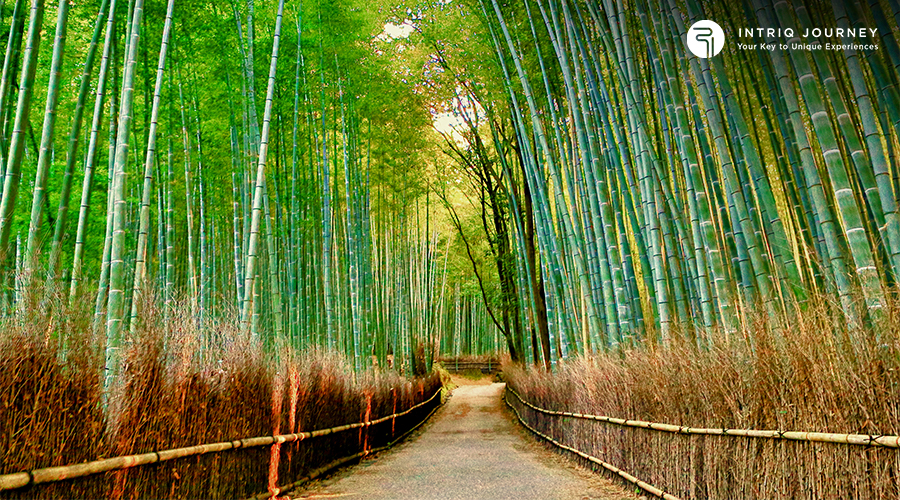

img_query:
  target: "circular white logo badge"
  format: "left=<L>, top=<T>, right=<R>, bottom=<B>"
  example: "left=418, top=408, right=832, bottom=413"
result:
left=686, top=20, right=725, bottom=58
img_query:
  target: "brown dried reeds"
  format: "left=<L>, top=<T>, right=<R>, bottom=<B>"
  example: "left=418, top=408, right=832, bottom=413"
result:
left=0, top=295, right=441, bottom=499
left=0, top=292, right=105, bottom=499
left=505, top=295, right=900, bottom=499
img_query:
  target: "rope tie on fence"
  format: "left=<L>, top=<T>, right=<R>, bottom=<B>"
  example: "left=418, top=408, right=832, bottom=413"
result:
left=506, top=386, right=900, bottom=448
left=0, top=387, right=442, bottom=492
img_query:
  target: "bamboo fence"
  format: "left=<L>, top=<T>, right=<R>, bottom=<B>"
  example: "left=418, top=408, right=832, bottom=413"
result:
left=247, top=396, right=445, bottom=499
left=506, top=387, right=900, bottom=448
left=437, top=356, right=501, bottom=374
left=504, top=391, right=681, bottom=500
left=0, top=387, right=442, bottom=492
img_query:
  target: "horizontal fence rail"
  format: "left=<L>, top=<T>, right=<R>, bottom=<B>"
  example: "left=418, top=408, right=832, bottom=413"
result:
left=0, top=387, right=443, bottom=492
left=248, top=395, right=444, bottom=500
left=504, top=389, right=680, bottom=500
left=506, top=387, right=900, bottom=448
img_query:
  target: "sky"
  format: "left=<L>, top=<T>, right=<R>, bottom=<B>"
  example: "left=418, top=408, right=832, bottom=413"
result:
left=377, top=13, right=473, bottom=146
left=379, top=21, right=416, bottom=41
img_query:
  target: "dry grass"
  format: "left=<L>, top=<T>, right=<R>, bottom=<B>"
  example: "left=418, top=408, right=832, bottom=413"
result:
left=0, top=294, right=441, bottom=499
left=505, top=295, right=900, bottom=499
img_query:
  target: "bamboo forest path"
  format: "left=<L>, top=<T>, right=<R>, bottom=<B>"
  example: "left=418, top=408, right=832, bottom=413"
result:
left=285, top=381, right=640, bottom=500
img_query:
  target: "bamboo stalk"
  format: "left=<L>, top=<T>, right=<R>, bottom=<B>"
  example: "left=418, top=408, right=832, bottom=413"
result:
left=104, top=0, right=144, bottom=390
left=67, top=0, right=116, bottom=298
left=240, top=0, right=284, bottom=340
left=128, top=0, right=174, bottom=333
left=0, top=0, right=44, bottom=259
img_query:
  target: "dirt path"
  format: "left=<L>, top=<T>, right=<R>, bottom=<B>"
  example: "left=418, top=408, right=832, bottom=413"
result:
left=287, top=382, right=639, bottom=500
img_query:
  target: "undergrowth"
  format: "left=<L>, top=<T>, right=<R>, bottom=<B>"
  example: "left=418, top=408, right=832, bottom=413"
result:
left=506, top=294, right=900, bottom=499
left=0, top=292, right=441, bottom=499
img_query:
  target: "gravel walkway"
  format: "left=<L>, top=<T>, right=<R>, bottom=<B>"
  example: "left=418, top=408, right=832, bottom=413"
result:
left=287, top=382, right=638, bottom=500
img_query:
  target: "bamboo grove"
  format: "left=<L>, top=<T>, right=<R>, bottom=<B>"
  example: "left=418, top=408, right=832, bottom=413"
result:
left=3, top=0, right=895, bottom=377
left=0, top=0, right=514, bottom=383
left=438, top=0, right=900, bottom=368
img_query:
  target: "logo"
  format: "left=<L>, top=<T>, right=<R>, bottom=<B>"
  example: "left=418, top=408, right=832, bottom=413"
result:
left=687, top=20, right=725, bottom=58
